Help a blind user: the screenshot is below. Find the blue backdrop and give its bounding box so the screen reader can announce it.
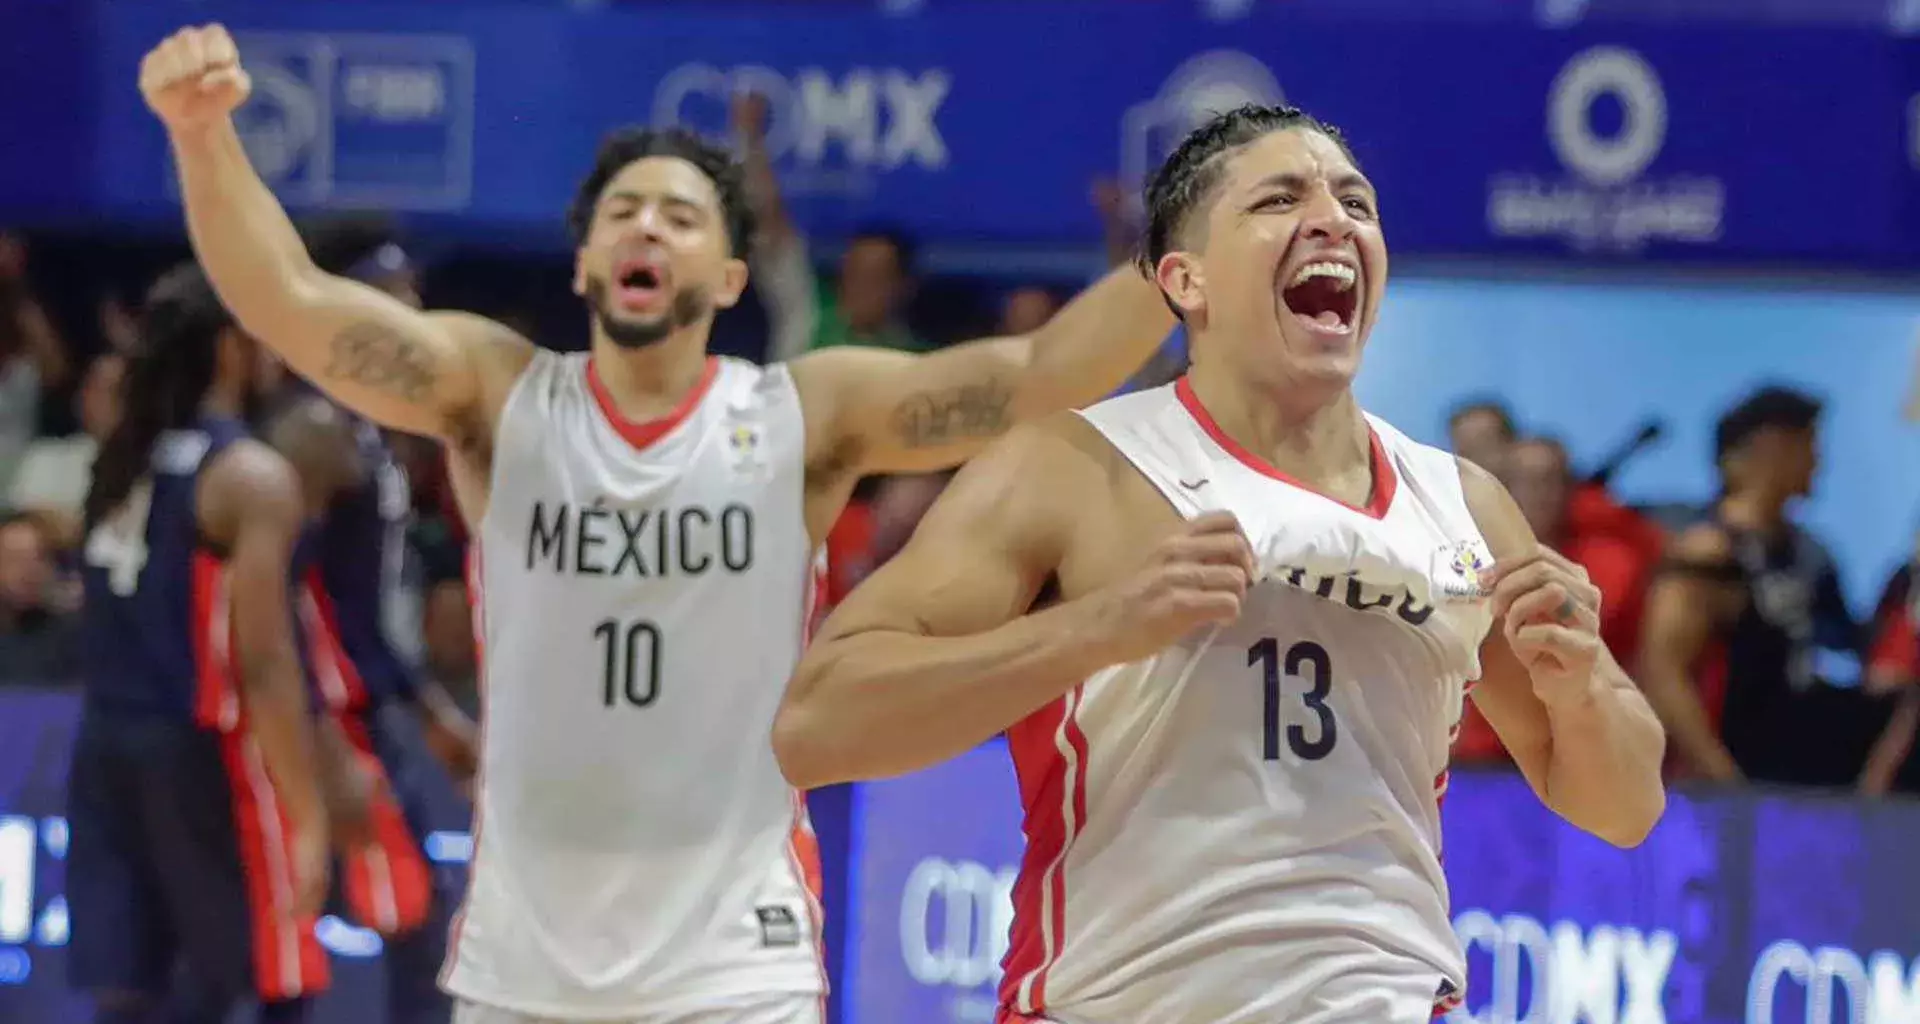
[7,0,1920,264]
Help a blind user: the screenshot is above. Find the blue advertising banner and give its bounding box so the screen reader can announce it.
[846,738,1920,1024]
[2,0,1914,265]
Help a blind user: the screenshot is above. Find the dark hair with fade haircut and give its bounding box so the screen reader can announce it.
[300,213,403,278]
[1714,385,1822,465]
[1136,103,1360,297]
[565,126,756,261]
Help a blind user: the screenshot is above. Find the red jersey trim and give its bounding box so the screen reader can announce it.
[1174,376,1398,520]
[586,355,720,452]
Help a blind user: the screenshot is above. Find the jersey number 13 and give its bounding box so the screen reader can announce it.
[1248,637,1338,761]
[594,618,662,708]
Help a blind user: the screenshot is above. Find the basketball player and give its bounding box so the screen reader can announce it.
[66,264,334,1023]
[140,24,1176,1024]
[263,214,476,1024]
[775,104,1667,1023]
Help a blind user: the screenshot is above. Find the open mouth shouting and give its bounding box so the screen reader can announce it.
[1278,257,1360,337]
[613,256,671,314]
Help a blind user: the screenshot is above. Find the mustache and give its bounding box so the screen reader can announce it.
[585,277,713,349]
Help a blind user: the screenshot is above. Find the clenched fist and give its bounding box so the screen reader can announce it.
[139,24,252,134]
[1091,511,1256,664]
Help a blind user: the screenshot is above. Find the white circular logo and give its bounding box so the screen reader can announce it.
[1547,46,1666,187]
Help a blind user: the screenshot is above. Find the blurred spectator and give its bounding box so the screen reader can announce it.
[0,511,78,683]
[8,352,125,549]
[1447,398,1515,480]
[1637,386,1879,787]
[734,93,923,361]
[1859,549,1920,793]
[0,233,73,494]
[999,286,1062,336]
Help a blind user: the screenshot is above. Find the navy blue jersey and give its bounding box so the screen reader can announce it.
[304,413,417,710]
[77,416,256,726]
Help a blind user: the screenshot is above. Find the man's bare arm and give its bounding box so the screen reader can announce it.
[199,441,328,904]
[1459,458,1666,847]
[774,422,1104,788]
[775,417,1252,789]
[1635,525,1744,781]
[788,265,1174,477]
[144,27,528,441]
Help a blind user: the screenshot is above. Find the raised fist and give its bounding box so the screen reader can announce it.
[1091,511,1255,664]
[139,24,252,133]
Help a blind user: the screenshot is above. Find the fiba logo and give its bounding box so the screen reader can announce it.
[1487,45,1722,251]
[1120,51,1285,206]
[1547,47,1666,189]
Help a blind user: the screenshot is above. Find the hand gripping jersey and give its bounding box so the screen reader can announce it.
[441,353,826,1020]
[997,379,1494,1024]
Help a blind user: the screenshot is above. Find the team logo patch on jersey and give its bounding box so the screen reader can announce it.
[755,905,802,947]
[1435,540,1493,601]
[725,420,767,477]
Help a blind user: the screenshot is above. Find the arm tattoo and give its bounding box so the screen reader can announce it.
[888,376,1014,449]
[325,321,436,403]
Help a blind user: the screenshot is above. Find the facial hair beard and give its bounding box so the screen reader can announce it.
[587,277,713,350]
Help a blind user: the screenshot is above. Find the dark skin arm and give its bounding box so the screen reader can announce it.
[266,397,479,792]
[1635,524,1744,781]
[198,440,328,912]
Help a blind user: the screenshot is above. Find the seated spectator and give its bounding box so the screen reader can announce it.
[9,352,125,550]
[1637,386,1881,787]
[999,285,1062,336]
[1447,398,1516,481]
[0,512,78,683]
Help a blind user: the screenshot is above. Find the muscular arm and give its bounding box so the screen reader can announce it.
[774,420,1122,788]
[1459,458,1666,847]
[169,120,528,441]
[200,442,325,836]
[1635,526,1743,781]
[789,265,1174,477]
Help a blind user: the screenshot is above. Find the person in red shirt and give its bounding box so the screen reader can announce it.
[1453,436,1663,763]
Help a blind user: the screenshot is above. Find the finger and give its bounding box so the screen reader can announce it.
[1504,582,1573,629]
[1489,561,1559,619]
[1535,544,1591,583]
[201,66,247,97]
[1480,551,1544,588]
[1173,590,1243,626]
[1167,533,1258,569]
[1183,511,1246,537]
[1511,622,1597,656]
[203,24,239,68]
[1165,564,1251,597]
[181,26,209,76]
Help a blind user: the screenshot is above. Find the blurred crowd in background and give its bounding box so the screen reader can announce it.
[3,81,1920,807]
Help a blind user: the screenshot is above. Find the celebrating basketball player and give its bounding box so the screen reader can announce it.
[776,105,1667,1023]
[140,23,1176,1024]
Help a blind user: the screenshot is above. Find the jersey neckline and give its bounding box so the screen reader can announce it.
[1173,375,1399,520]
[586,355,720,452]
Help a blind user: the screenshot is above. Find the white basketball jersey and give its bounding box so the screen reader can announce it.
[998,380,1494,1024]
[441,352,826,1020]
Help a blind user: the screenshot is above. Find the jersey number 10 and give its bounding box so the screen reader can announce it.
[594,618,662,708]
[1248,637,1338,761]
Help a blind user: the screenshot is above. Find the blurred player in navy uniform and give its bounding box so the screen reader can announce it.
[263,214,478,1024]
[66,264,334,1023]
[1638,386,1879,786]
